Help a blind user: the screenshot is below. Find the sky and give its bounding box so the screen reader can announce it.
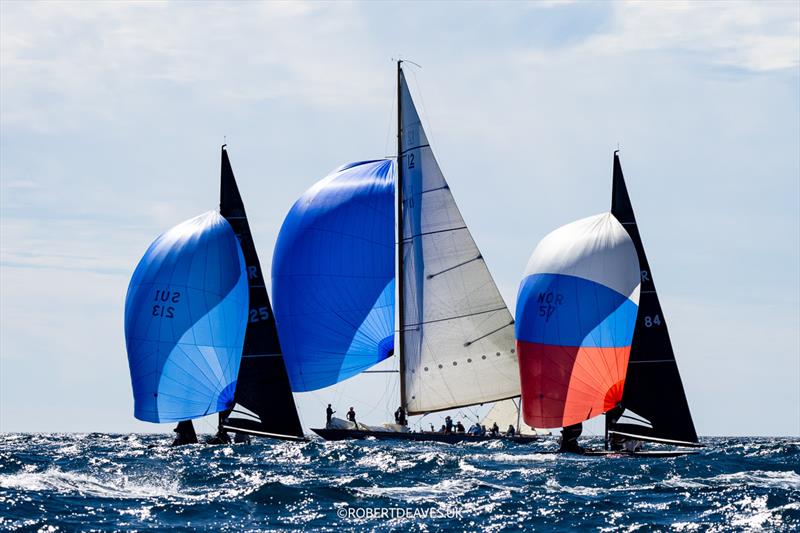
[1,1,798,437]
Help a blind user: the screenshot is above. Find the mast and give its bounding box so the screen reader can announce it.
[396,60,407,410]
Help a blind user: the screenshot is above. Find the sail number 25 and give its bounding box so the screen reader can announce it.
[250,307,270,323]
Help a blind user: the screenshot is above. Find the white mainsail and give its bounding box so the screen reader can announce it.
[480,399,549,436]
[398,67,520,414]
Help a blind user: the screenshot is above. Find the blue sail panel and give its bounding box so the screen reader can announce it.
[273,159,395,392]
[124,211,249,423]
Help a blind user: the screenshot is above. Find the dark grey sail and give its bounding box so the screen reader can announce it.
[609,151,698,446]
[218,146,304,441]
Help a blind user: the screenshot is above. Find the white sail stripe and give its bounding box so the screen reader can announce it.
[523,212,640,302]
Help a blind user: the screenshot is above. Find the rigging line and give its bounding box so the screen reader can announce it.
[427,255,482,280]
[463,320,515,347]
[408,67,437,152]
[401,226,468,241]
[402,306,509,328]
[384,73,397,160]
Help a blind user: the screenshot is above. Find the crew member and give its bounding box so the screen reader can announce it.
[326,404,335,426]
[233,431,251,444]
[455,421,465,433]
[559,423,585,454]
[346,407,357,424]
[171,420,198,446]
[506,425,516,437]
[394,406,407,426]
[444,416,453,434]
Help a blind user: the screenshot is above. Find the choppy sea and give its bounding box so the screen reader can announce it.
[0,434,798,531]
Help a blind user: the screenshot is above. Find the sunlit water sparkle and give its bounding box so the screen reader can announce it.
[0,434,797,531]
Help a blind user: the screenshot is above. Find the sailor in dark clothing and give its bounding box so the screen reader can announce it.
[455,421,465,433]
[559,423,585,454]
[172,420,198,446]
[394,406,407,426]
[491,422,500,437]
[506,425,516,437]
[605,404,625,451]
[326,404,335,426]
[206,413,232,445]
[346,407,357,424]
[233,432,251,444]
[444,415,453,434]
[208,427,231,445]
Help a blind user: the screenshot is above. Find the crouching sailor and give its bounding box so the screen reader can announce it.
[394,405,407,426]
[172,420,198,446]
[558,423,585,454]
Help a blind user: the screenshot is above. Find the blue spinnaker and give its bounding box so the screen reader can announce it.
[273,159,395,391]
[125,210,249,423]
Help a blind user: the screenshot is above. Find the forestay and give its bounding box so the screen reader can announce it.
[125,211,248,423]
[398,68,519,414]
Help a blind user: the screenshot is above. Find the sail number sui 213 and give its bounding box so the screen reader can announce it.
[152,289,180,319]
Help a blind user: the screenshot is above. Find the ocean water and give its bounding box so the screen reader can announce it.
[0,434,797,531]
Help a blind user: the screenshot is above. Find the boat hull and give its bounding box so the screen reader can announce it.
[582,449,697,458]
[311,428,538,444]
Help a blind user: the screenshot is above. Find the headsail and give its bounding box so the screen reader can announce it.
[398,64,519,414]
[609,152,698,444]
[515,213,640,428]
[218,146,304,440]
[125,211,248,423]
[273,159,396,391]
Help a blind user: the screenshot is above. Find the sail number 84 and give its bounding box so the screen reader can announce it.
[643,314,662,327]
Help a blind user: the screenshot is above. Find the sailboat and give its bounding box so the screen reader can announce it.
[604,151,699,450]
[514,151,699,456]
[124,145,304,444]
[272,61,535,443]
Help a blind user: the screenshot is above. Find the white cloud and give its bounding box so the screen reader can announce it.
[0,1,385,132]
[593,1,799,72]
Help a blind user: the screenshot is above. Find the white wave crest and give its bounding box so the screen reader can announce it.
[0,468,182,499]
[710,470,800,490]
